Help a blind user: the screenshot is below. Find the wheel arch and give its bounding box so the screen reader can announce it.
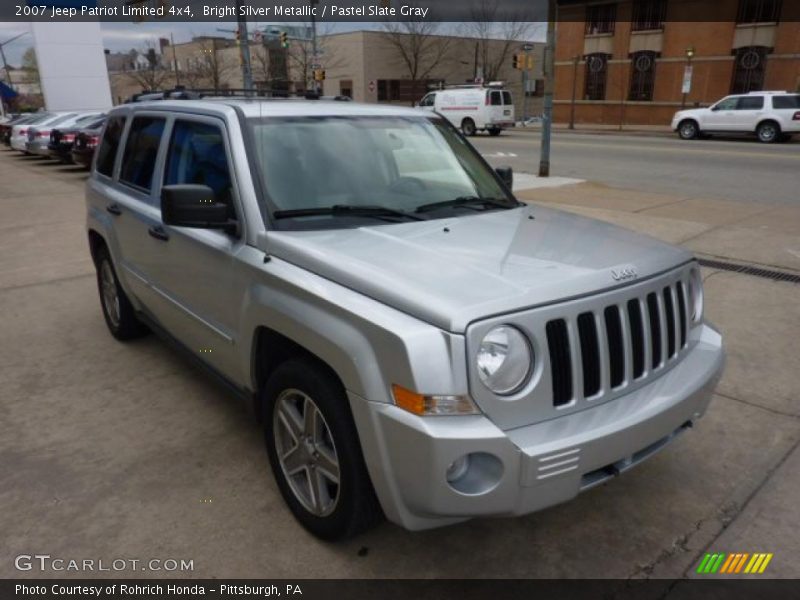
[87,228,107,265]
[251,326,348,422]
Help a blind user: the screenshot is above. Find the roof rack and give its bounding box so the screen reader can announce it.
[747,90,790,95]
[442,81,506,90]
[125,87,352,103]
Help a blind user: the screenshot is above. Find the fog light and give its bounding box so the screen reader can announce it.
[446,455,470,483]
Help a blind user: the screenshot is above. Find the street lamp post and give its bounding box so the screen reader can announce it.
[681,46,695,109]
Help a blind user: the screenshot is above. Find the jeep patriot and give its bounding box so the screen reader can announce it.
[86,98,725,540]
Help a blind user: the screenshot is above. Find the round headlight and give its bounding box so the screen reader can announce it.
[688,268,704,323]
[476,326,533,395]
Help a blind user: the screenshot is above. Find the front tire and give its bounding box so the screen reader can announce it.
[461,118,477,137]
[94,245,148,341]
[678,119,699,140]
[757,121,780,144]
[263,358,383,540]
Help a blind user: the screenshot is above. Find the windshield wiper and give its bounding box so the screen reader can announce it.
[414,196,521,214]
[273,204,425,222]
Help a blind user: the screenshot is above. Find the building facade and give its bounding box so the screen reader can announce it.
[555,0,800,126]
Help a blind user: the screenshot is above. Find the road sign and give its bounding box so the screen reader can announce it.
[368,80,375,93]
[682,65,693,94]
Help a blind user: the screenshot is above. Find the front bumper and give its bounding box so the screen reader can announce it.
[350,323,724,531]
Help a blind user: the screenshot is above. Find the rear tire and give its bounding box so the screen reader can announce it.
[461,118,477,137]
[678,119,699,140]
[488,127,502,137]
[94,245,149,341]
[263,358,383,540]
[756,120,780,144]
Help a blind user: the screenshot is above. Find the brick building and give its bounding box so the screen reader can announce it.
[554,0,800,126]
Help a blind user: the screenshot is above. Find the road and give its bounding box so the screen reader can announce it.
[473,130,800,205]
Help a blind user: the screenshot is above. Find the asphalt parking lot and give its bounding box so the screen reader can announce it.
[1,147,799,585]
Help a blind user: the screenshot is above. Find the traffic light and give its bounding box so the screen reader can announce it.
[235,29,241,44]
[279,31,289,49]
[512,54,521,70]
[314,69,326,82]
[527,55,535,71]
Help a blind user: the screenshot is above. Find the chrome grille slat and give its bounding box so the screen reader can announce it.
[594,309,611,396]
[619,303,634,387]
[655,291,669,370]
[566,319,583,405]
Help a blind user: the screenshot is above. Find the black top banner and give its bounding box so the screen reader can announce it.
[2,0,795,23]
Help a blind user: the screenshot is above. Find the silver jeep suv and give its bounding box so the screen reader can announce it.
[86,98,724,540]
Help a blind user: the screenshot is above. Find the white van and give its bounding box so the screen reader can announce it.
[417,84,515,136]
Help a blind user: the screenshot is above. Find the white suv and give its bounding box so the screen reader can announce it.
[672,91,800,143]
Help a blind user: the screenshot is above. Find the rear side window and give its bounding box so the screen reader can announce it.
[164,121,233,207]
[95,116,125,177]
[490,91,502,106]
[119,116,166,192]
[736,96,764,110]
[773,95,800,109]
[502,91,513,105]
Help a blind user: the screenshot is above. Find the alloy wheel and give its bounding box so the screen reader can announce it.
[100,260,121,328]
[273,389,341,517]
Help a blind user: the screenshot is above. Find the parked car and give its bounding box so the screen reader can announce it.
[672,91,800,143]
[26,112,103,157]
[71,118,106,169]
[47,114,106,163]
[1,113,37,146]
[8,113,55,151]
[417,83,515,136]
[86,98,724,540]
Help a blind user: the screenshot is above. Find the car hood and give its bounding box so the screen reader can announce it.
[267,205,693,332]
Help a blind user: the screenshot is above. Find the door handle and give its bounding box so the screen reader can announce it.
[106,203,122,216]
[148,225,170,242]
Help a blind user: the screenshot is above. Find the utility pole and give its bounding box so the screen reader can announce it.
[235,0,253,91]
[170,32,180,87]
[539,0,556,177]
[310,0,319,93]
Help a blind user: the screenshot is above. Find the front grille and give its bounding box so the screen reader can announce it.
[547,278,690,408]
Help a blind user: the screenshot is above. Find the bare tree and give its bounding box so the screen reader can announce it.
[466,0,537,82]
[183,38,237,91]
[285,23,341,91]
[381,21,453,105]
[20,48,39,83]
[124,42,171,91]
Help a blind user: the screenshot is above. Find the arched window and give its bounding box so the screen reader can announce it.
[584,53,610,101]
[629,51,658,101]
[731,46,769,94]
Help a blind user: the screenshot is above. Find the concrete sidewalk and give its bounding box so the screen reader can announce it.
[514,122,675,137]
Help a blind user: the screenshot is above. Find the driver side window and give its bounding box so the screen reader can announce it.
[420,93,436,107]
[164,120,234,214]
[714,97,739,110]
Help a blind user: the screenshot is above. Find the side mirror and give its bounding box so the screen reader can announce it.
[161,184,237,235]
[495,166,513,190]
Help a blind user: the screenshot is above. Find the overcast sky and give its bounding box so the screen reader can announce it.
[0,20,544,66]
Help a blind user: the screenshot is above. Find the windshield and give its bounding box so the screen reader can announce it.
[248,116,516,230]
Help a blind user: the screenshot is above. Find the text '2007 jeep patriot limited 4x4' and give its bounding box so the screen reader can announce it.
[86,98,724,540]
